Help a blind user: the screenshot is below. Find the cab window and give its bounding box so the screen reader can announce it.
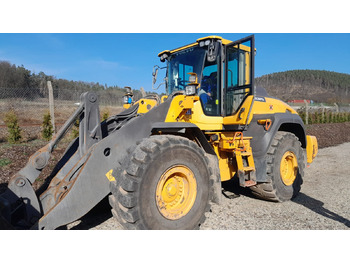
[225,38,253,116]
[199,56,221,116]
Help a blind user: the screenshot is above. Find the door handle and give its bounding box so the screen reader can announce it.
[238,107,245,119]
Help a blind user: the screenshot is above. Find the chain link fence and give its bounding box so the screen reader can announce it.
[0,85,141,141]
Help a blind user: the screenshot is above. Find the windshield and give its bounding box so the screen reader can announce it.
[166,46,206,95]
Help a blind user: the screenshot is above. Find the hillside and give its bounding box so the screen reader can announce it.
[0,61,148,101]
[255,70,350,103]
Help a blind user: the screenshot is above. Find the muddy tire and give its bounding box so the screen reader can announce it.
[109,135,213,229]
[250,131,305,202]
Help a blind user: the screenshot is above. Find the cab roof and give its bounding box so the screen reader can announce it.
[158,35,233,57]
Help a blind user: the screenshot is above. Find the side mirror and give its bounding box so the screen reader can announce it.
[152,65,159,85]
[152,65,166,90]
[207,41,220,62]
[198,38,220,63]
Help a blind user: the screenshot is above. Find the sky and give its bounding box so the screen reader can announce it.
[0,33,350,93]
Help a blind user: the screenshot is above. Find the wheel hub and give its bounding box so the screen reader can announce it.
[156,165,197,220]
[280,151,298,186]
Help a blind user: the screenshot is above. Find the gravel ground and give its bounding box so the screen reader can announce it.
[66,142,350,230]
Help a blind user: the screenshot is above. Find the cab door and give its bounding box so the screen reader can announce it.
[223,35,255,127]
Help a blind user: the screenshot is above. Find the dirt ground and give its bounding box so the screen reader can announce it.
[0,140,68,193]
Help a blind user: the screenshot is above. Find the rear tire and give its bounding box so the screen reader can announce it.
[109,135,213,229]
[250,131,305,202]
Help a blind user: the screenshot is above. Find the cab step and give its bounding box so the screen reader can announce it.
[235,145,256,187]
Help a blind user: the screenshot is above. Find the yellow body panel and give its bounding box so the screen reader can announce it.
[190,100,223,130]
[164,95,223,130]
[223,96,298,126]
[251,97,297,116]
[223,96,254,125]
[135,98,158,114]
[306,135,318,164]
[164,95,198,122]
[213,145,235,181]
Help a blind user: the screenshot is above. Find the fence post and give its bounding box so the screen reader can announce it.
[334,103,339,113]
[47,81,56,134]
[304,100,309,125]
[321,103,325,123]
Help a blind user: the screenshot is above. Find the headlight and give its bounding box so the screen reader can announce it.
[189,74,196,83]
[185,85,196,96]
[187,72,198,84]
[123,95,130,104]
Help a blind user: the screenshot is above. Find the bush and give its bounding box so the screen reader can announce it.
[102,110,109,121]
[42,112,53,141]
[298,109,350,125]
[71,119,80,139]
[4,110,22,143]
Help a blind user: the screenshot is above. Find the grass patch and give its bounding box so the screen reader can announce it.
[0,158,11,167]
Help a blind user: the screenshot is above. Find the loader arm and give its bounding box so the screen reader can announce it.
[0,92,172,229]
[0,92,102,229]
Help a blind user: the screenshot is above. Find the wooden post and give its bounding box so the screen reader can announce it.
[321,103,325,123]
[334,103,339,113]
[304,100,309,125]
[47,81,56,134]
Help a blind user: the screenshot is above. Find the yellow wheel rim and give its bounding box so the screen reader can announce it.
[156,165,197,220]
[280,151,298,186]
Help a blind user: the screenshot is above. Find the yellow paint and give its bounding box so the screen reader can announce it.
[161,95,168,103]
[155,165,197,220]
[223,96,254,125]
[164,95,198,122]
[212,145,235,182]
[135,98,158,114]
[164,95,223,130]
[280,151,298,186]
[123,104,131,109]
[105,169,115,182]
[207,132,255,182]
[158,42,198,57]
[306,135,318,164]
[190,100,223,130]
[223,96,298,126]
[252,97,298,115]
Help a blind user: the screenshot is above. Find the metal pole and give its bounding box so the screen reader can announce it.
[47,81,56,134]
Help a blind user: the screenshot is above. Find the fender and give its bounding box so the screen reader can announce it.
[244,112,306,182]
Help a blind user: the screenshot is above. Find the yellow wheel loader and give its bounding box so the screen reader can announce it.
[0,35,318,230]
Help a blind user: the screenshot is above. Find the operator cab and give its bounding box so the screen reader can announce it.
[158,35,255,119]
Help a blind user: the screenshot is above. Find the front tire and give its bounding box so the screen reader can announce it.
[109,135,213,229]
[250,131,305,202]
